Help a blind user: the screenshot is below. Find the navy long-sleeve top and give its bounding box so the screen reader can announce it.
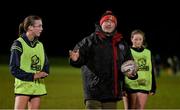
[9,33,49,81]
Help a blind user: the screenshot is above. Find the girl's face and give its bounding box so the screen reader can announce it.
[31,20,43,37]
[131,33,144,48]
[101,20,116,33]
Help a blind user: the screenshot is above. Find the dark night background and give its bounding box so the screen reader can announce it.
[0,1,179,62]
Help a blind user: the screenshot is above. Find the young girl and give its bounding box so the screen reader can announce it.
[123,29,156,109]
[9,15,49,109]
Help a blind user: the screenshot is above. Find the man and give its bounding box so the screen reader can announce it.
[69,10,133,109]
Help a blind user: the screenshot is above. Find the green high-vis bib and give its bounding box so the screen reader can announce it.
[125,48,152,91]
[15,37,46,95]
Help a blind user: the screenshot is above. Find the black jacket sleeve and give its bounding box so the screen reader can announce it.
[9,40,34,81]
[124,42,134,61]
[70,35,92,68]
[118,41,134,63]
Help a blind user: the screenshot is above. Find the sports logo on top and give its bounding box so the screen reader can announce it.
[31,55,41,71]
[137,58,149,71]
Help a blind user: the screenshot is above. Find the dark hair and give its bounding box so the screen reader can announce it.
[19,15,42,35]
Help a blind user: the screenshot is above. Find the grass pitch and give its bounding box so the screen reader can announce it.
[0,57,180,109]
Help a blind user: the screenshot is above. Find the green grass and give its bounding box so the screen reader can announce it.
[1,57,180,109]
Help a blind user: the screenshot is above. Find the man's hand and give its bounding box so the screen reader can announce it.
[69,49,80,61]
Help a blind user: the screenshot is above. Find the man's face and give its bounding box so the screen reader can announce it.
[101,20,116,33]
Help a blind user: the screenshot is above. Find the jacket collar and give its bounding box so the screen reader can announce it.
[95,24,122,44]
[21,33,38,47]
